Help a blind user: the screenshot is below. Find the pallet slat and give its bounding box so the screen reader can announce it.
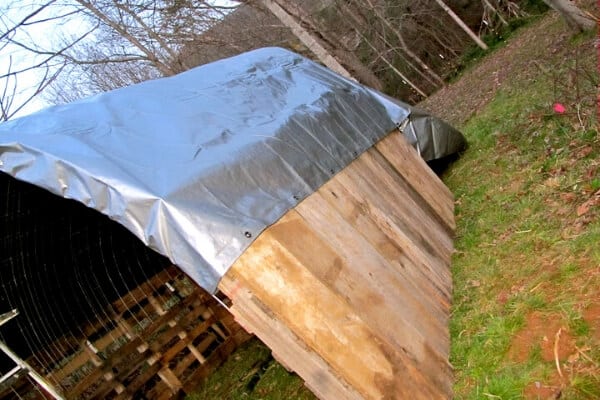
[28,269,250,400]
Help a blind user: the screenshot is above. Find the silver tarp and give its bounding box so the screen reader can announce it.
[0,47,465,292]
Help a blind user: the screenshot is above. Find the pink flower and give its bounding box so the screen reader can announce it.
[553,103,566,114]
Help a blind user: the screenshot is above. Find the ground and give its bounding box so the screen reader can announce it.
[189,8,599,400]
[424,10,599,400]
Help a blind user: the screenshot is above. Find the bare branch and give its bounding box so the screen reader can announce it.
[21,9,82,26]
[0,0,56,42]
[74,0,175,75]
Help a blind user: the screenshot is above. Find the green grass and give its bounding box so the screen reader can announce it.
[186,339,316,400]
[444,18,599,398]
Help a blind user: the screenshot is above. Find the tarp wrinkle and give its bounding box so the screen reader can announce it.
[0,47,466,293]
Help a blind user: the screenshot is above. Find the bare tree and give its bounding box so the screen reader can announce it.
[257,0,354,79]
[0,0,243,113]
[335,1,428,97]
[322,0,468,100]
[179,3,297,67]
[433,0,489,50]
[482,0,509,28]
[0,1,92,120]
[360,0,446,86]
[542,0,595,31]
[47,0,242,102]
[257,0,384,89]
[2,0,567,116]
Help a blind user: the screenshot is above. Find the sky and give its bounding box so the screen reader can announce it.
[0,0,240,120]
[0,1,91,118]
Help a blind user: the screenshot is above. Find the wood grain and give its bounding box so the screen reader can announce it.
[221,130,455,399]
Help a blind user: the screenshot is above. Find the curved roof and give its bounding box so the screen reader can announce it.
[0,47,464,292]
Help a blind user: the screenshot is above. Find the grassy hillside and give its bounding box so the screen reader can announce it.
[188,11,598,400]
[438,15,599,400]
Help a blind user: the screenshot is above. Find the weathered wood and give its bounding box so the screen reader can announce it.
[157,367,183,393]
[220,130,455,399]
[375,130,455,231]
[160,316,216,363]
[219,274,364,400]
[33,268,250,400]
[318,176,451,305]
[26,127,452,400]
[292,202,448,358]
[112,267,178,313]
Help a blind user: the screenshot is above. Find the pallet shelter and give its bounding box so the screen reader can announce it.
[0,173,250,399]
[0,47,465,399]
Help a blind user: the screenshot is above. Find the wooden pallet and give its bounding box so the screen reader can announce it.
[219,130,455,400]
[12,266,250,400]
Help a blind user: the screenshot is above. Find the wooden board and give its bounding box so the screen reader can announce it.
[220,130,455,400]
[13,267,251,400]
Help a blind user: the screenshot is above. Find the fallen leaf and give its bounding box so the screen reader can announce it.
[545,198,561,208]
[544,177,561,188]
[561,228,576,240]
[575,146,593,160]
[498,230,512,241]
[550,166,566,176]
[556,207,571,216]
[585,166,598,179]
[576,191,600,216]
[559,192,576,203]
[576,203,590,216]
[567,352,579,363]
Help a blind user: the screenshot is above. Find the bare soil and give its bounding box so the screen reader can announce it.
[418,13,569,128]
[508,311,576,363]
[583,301,600,342]
[523,372,564,400]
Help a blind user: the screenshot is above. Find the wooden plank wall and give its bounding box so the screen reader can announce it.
[220,130,455,400]
[4,266,250,400]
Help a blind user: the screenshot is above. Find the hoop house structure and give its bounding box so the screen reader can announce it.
[0,48,465,399]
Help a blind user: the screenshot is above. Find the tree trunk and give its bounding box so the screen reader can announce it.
[483,0,509,27]
[433,0,489,50]
[361,35,428,98]
[542,0,595,31]
[286,2,384,90]
[259,0,354,79]
[336,1,429,96]
[260,0,384,90]
[361,0,445,88]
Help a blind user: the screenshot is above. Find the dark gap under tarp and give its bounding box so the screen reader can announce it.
[0,172,171,370]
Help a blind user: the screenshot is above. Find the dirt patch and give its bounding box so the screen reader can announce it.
[583,301,600,342]
[508,311,576,363]
[496,290,509,305]
[523,372,563,400]
[511,312,577,399]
